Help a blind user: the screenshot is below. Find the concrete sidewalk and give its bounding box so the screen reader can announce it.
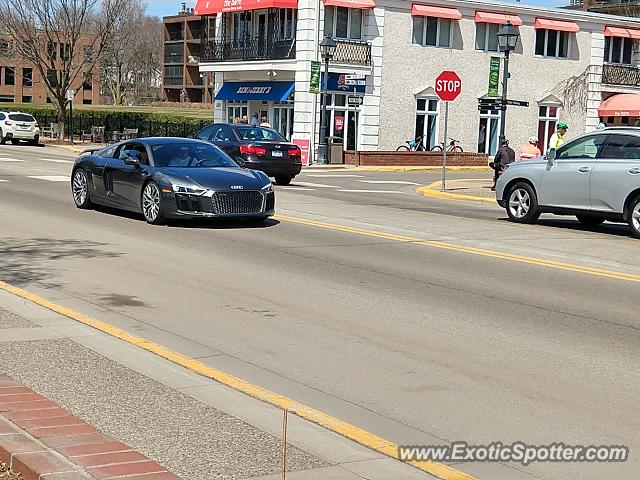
[0,291,431,480]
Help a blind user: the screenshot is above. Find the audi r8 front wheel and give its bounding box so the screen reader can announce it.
[142,181,165,225]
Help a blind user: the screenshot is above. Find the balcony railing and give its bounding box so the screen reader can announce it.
[332,39,372,67]
[164,54,184,64]
[602,63,640,86]
[202,36,296,62]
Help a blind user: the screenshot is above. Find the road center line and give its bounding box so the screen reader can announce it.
[274,214,640,283]
[359,180,421,185]
[0,279,475,480]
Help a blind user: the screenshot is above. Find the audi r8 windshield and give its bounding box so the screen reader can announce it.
[152,143,238,168]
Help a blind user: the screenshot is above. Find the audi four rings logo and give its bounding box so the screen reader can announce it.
[230,185,244,190]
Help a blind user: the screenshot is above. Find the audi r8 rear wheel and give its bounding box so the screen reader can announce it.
[142,181,165,225]
[72,169,93,209]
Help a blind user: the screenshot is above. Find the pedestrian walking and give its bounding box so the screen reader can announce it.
[250,113,260,127]
[519,136,541,160]
[241,115,249,124]
[260,116,272,128]
[233,116,241,124]
[548,122,568,153]
[490,139,516,191]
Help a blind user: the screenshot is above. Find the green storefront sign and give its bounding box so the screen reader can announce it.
[488,57,501,97]
[310,61,321,94]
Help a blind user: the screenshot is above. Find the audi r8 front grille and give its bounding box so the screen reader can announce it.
[211,191,263,214]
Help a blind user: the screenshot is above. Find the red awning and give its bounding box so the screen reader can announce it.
[534,18,580,33]
[604,26,640,40]
[194,0,297,14]
[411,4,462,20]
[599,94,640,117]
[324,0,375,8]
[474,11,522,26]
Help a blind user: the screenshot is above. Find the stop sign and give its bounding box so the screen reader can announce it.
[435,71,461,102]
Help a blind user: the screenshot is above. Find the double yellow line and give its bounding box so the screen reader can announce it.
[275,214,640,283]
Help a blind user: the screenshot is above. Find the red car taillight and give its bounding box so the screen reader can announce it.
[288,147,301,157]
[240,144,267,156]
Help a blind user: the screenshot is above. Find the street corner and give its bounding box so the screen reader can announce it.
[416,178,498,204]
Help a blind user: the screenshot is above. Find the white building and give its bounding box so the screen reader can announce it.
[195,0,640,162]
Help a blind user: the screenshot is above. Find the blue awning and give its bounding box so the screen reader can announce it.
[215,81,295,101]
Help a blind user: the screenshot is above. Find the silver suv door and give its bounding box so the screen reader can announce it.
[590,133,640,214]
[539,134,606,210]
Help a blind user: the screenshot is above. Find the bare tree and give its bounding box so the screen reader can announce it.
[101,8,163,105]
[0,0,130,138]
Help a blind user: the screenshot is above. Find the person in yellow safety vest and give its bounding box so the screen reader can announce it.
[548,122,568,152]
[519,136,542,160]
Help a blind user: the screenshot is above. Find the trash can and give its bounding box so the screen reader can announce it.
[328,137,344,164]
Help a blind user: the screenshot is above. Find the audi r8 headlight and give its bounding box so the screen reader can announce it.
[172,184,207,195]
[261,183,273,194]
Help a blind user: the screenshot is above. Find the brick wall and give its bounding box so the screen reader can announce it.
[343,151,489,166]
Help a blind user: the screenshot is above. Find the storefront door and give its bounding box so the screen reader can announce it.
[346,110,359,151]
[273,103,294,140]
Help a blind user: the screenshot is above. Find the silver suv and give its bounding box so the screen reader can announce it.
[496,127,640,238]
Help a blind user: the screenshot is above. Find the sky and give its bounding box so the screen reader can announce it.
[146,0,560,17]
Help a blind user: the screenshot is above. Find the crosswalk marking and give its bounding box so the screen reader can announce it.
[358,180,420,186]
[305,174,363,178]
[0,179,8,182]
[280,186,317,191]
[0,158,25,162]
[27,175,70,182]
[294,181,339,188]
[338,189,405,194]
[43,159,74,164]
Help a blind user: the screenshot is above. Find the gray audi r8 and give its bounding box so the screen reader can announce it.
[70,137,275,224]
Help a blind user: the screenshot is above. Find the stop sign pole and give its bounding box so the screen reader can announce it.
[435,71,461,190]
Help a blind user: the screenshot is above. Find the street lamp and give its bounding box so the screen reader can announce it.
[496,21,520,147]
[317,35,336,165]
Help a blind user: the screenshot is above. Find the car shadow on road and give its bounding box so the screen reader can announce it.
[497,216,632,238]
[92,205,279,230]
[0,237,123,287]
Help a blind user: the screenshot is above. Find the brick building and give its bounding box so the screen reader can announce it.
[161,3,215,106]
[0,37,100,106]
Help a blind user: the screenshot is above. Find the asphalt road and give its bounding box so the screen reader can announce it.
[1,144,640,480]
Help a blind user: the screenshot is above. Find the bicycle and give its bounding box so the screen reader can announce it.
[431,138,463,153]
[396,136,426,152]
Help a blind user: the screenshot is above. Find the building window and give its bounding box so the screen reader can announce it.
[0,66,3,86]
[5,67,14,86]
[538,105,560,153]
[163,66,183,86]
[22,68,32,87]
[604,36,633,65]
[47,69,58,87]
[412,16,451,48]
[475,22,499,52]
[478,108,501,155]
[60,43,70,61]
[22,95,32,103]
[83,73,92,90]
[535,29,569,58]
[415,97,439,149]
[324,6,363,40]
[227,101,248,123]
[83,98,92,105]
[231,12,252,44]
[0,40,9,56]
[278,9,297,39]
[47,41,57,60]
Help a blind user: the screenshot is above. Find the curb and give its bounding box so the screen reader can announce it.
[307,166,492,172]
[0,375,179,480]
[416,180,497,204]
